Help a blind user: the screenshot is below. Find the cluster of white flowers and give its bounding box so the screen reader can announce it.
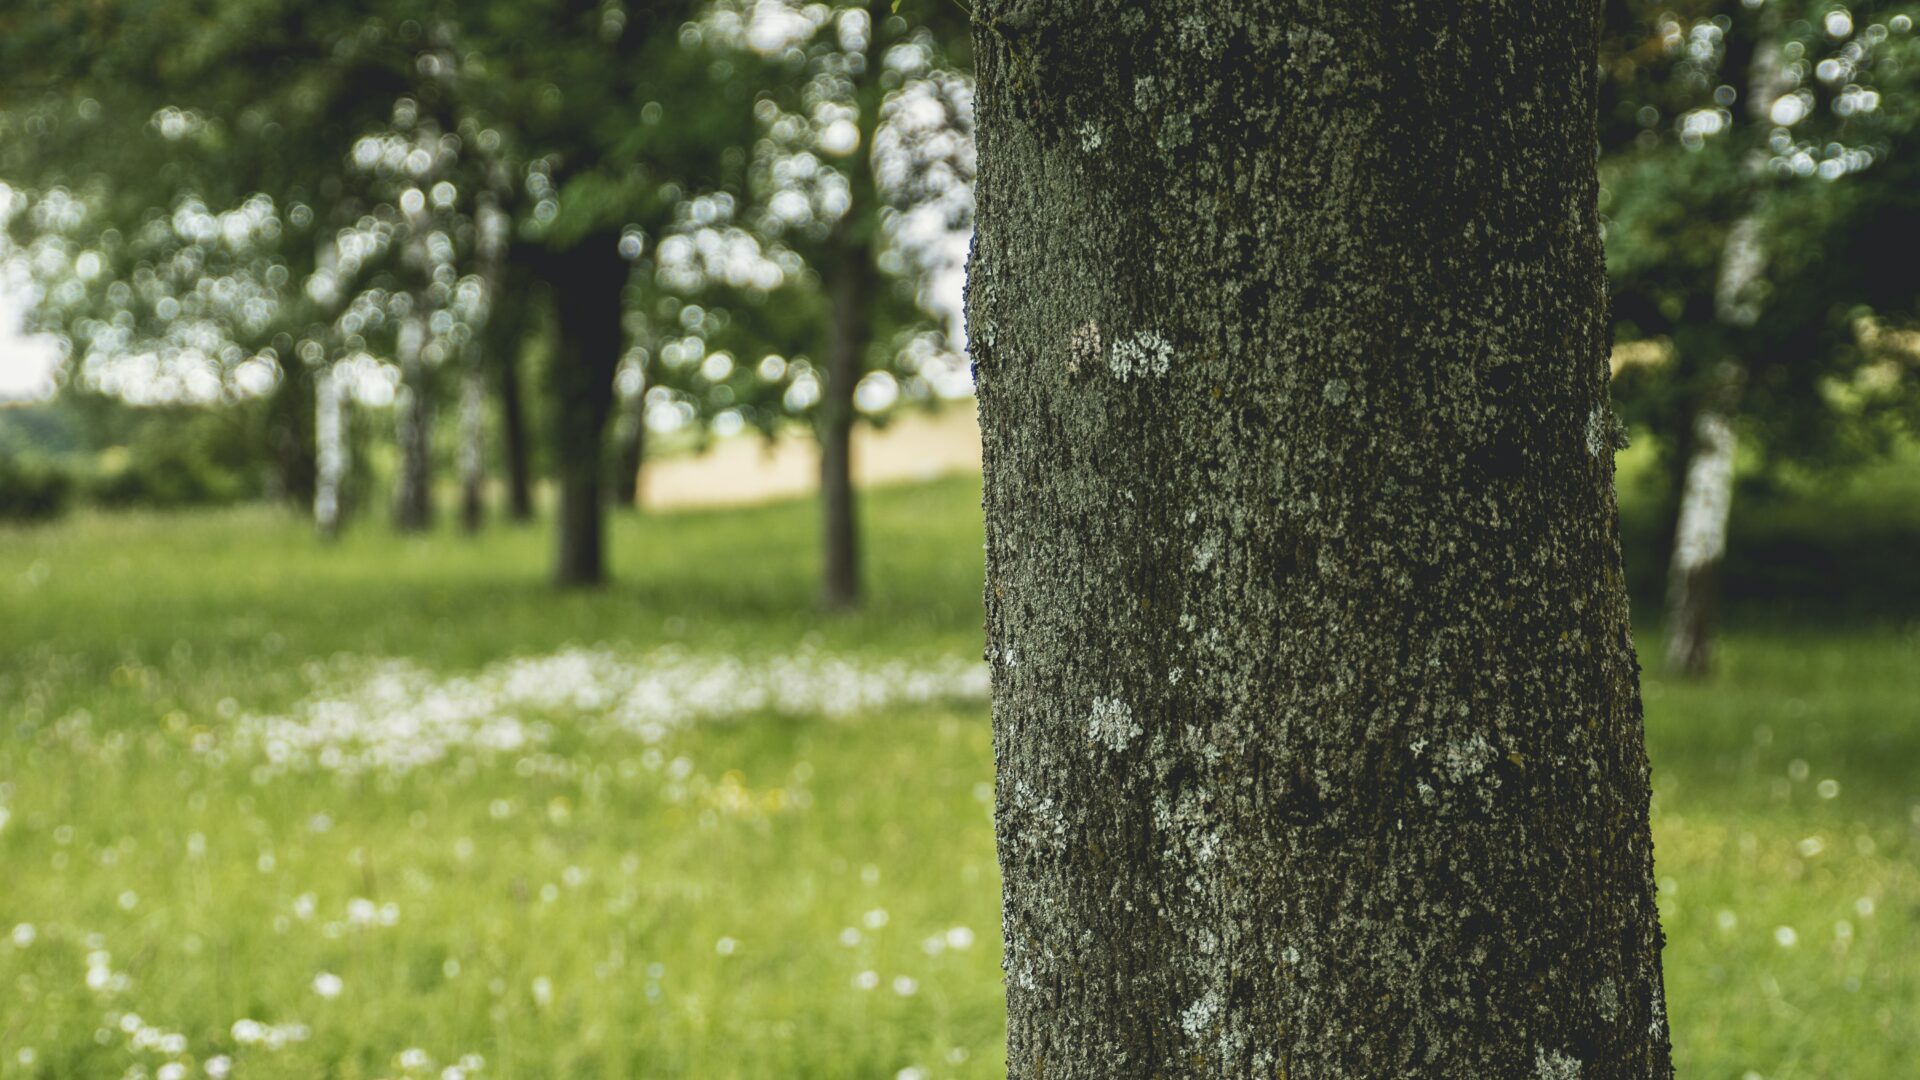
[229,1018,310,1049]
[230,647,988,777]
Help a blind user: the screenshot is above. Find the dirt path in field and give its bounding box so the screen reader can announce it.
[638,403,982,511]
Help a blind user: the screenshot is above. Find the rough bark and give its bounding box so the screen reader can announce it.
[968,3,1672,1077]
[815,0,890,611]
[540,233,627,587]
[314,362,349,541]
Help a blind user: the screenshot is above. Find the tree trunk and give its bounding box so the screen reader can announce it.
[541,233,627,586]
[611,348,649,510]
[968,4,1671,1077]
[815,0,890,611]
[493,284,536,523]
[1661,39,1784,677]
[457,359,487,533]
[1664,363,1744,677]
[459,194,512,534]
[314,362,349,540]
[392,177,439,533]
[818,242,870,609]
[264,359,317,506]
[391,307,434,531]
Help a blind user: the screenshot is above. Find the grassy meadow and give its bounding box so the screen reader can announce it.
[1,449,1917,1078]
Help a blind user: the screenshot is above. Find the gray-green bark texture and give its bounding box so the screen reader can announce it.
[968,3,1673,1077]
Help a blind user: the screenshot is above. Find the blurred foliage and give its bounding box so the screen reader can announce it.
[0,451,73,522]
[1601,0,1920,483]
[0,393,272,510]
[83,404,271,508]
[1,0,1916,530]
[0,0,977,525]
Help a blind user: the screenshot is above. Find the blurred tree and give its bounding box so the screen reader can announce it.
[608,321,657,509]
[972,1,1668,1073]
[0,0,425,502]
[2,0,766,578]
[1602,1,1920,674]
[489,261,540,523]
[451,0,764,584]
[459,187,513,533]
[686,0,975,608]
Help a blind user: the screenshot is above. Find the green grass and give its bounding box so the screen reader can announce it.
[1,464,1917,1078]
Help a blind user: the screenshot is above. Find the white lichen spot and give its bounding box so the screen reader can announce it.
[1596,976,1620,1023]
[1440,732,1496,783]
[1087,696,1141,752]
[1535,1047,1582,1080]
[1180,989,1220,1040]
[1192,532,1221,572]
[1133,75,1159,111]
[1109,331,1174,381]
[1323,377,1350,405]
[1586,405,1609,459]
[1076,121,1103,152]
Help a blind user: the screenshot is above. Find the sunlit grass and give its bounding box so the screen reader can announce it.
[1,469,1916,1078]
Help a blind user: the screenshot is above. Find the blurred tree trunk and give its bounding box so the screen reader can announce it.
[611,339,651,510]
[818,236,871,609]
[459,193,512,534]
[392,186,437,533]
[314,363,349,540]
[1664,363,1744,677]
[815,0,891,612]
[492,272,536,524]
[1661,40,1785,678]
[264,364,316,506]
[457,357,487,532]
[391,304,434,532]
[540,233,627,586]
[969,3,1671,1077]
[611,386,647,509]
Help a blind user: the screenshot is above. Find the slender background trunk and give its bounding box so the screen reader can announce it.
[969,3,1671,1075]
[818,238,871,609]
[611,343,650,510]
[458,193,511,534]
[392,182,438,533]
[390,303,434,531]
[492,278,536,524]
[1665,362,1744,676]
[264,366,317,507]
[1662,37,1785,676]
[314,362,349,540]
[540,233,627,586]
[815,0,890,611]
